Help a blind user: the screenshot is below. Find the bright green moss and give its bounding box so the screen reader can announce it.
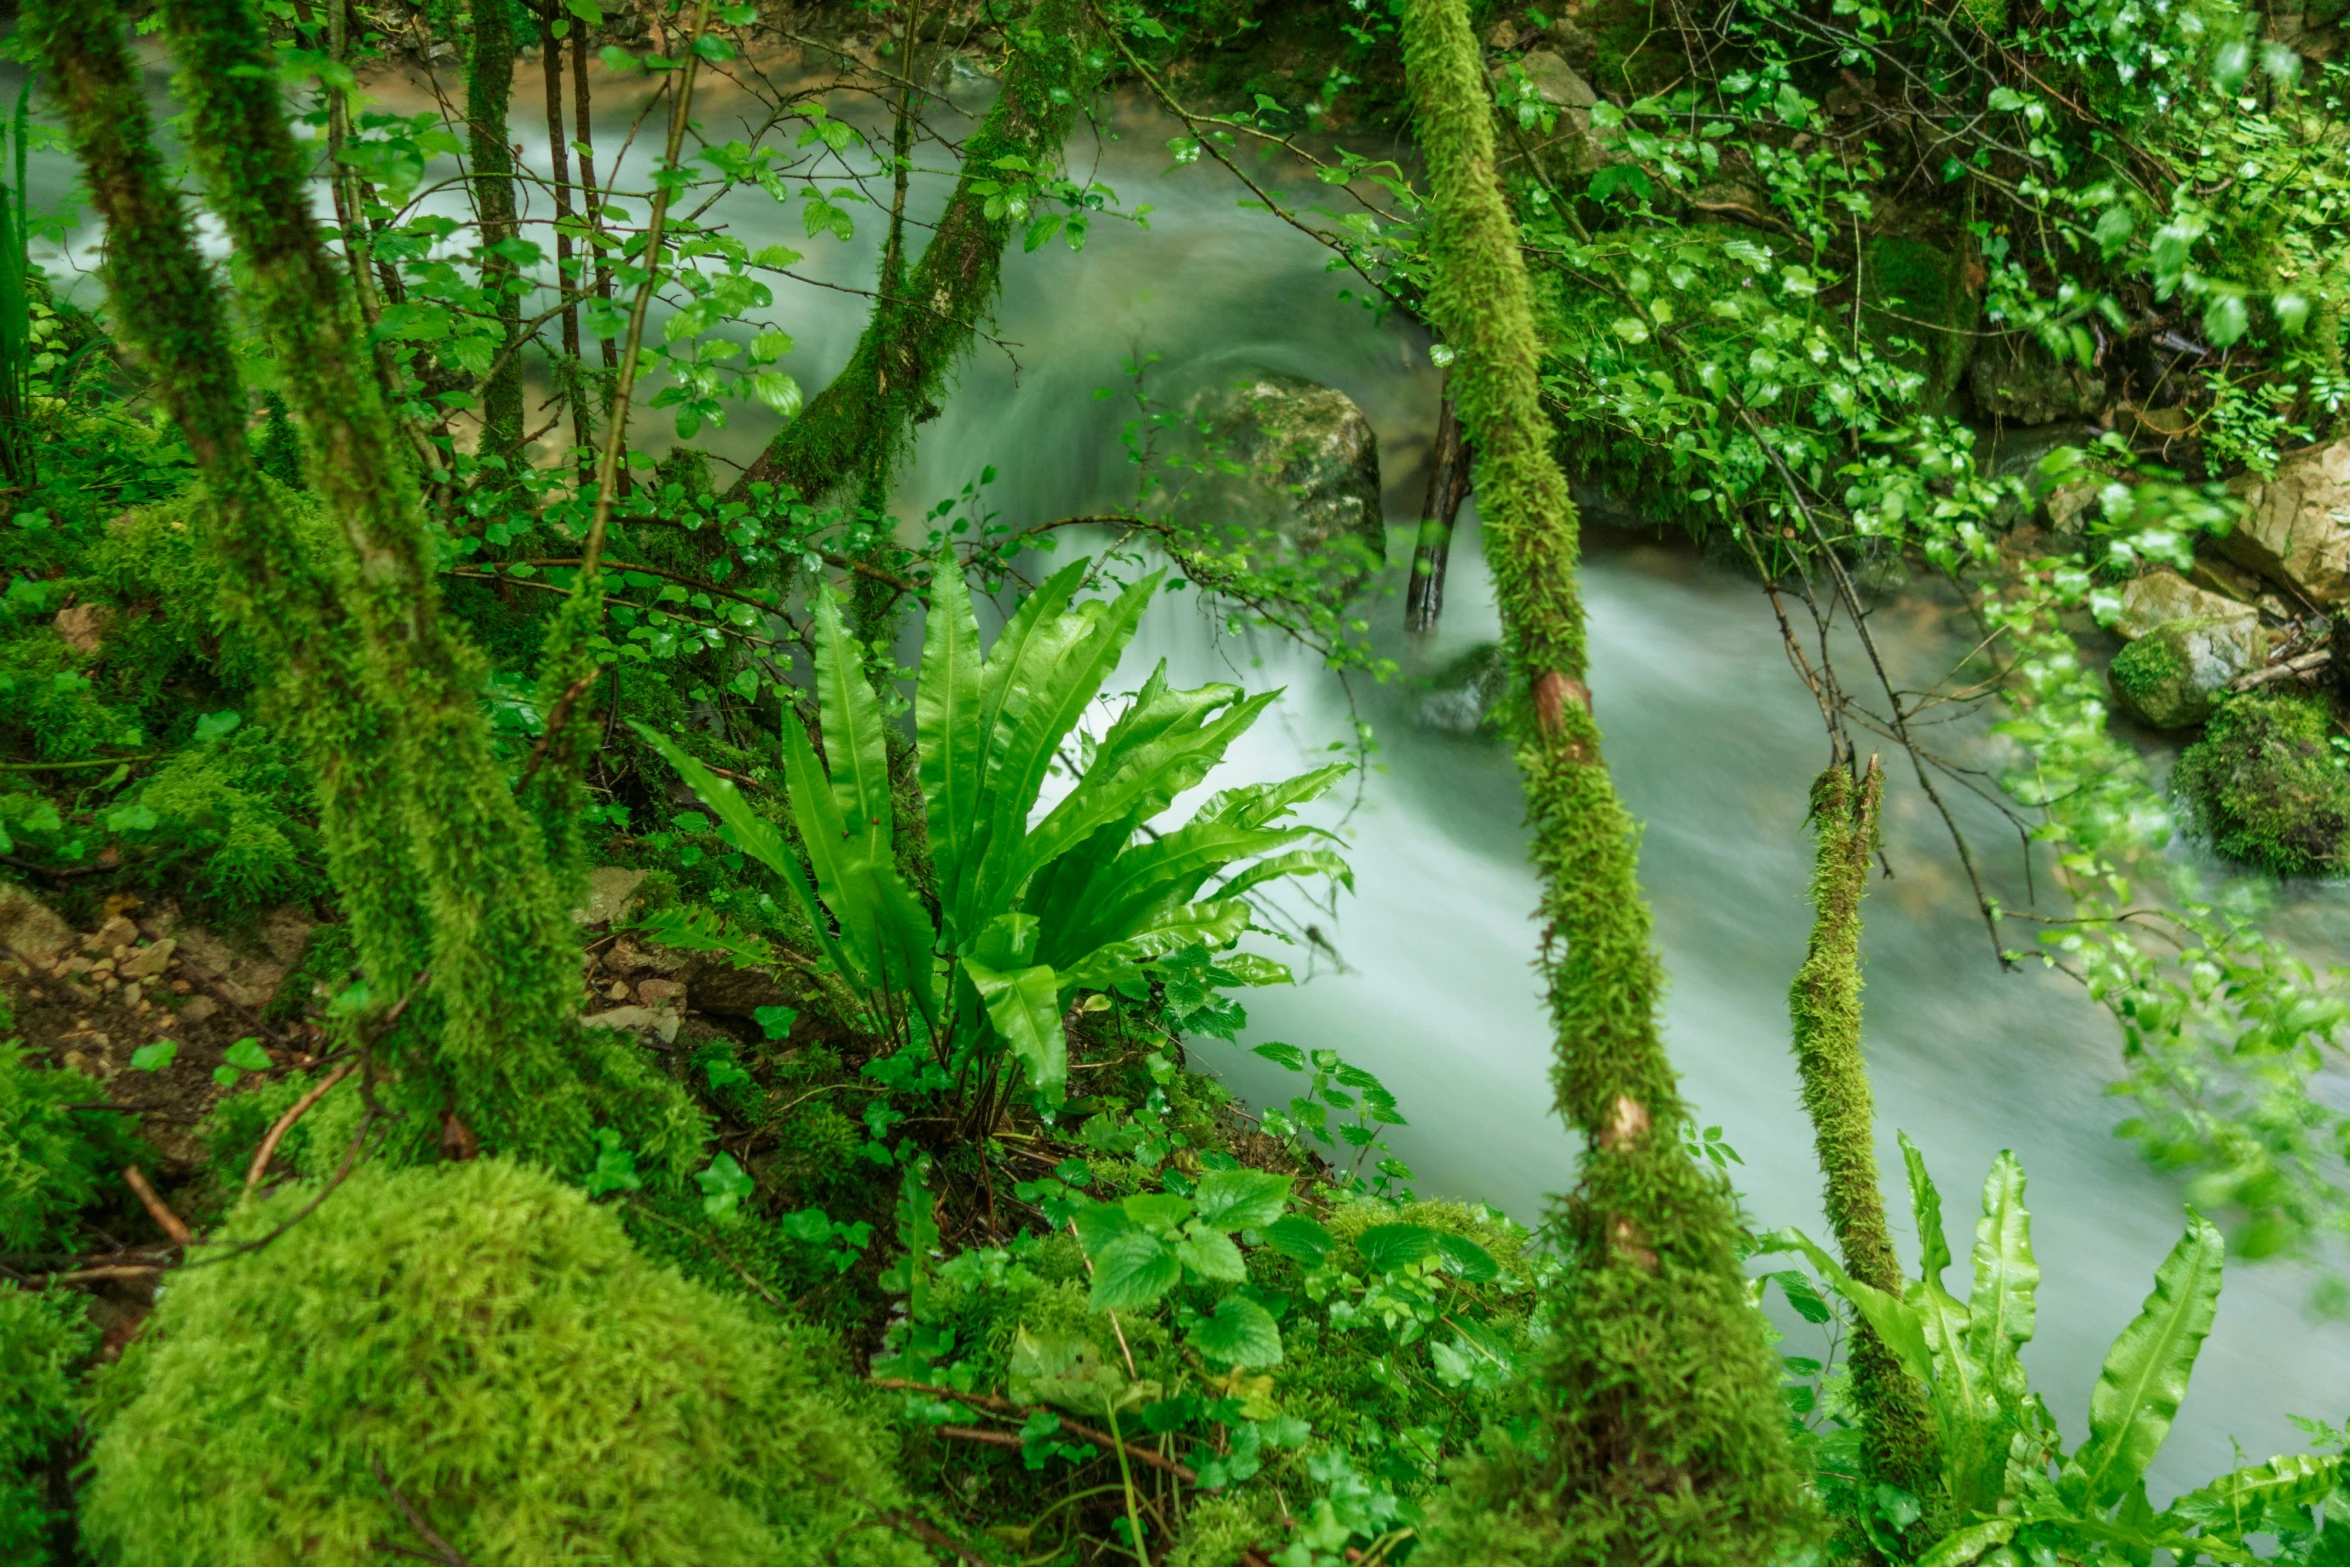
[83,1159,926,1567]
[2174,690,2350,877]
[0,1290,94,1566]
[0,1037,133,1254]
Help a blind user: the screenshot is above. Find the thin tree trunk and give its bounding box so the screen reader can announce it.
[50,0,704,1174]
[573,19,613,373]
[1404,378,1471,635]
[731,0,1093,505]
[468,0,524,464]
[539,7,586,471]
[26,0,431,1017]
[1792,755,1943,1544]
[1396,0,1812,1560]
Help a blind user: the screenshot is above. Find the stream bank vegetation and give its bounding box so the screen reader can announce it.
[4,0,2350,1562]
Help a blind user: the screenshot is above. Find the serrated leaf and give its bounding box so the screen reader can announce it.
[1355,1222,1438,1273]
[1088,1228,1179,1311]
[1265,1214,1333,1265]
[1193,1169,1291,1230]
[1188,1294,1283,1368]
[1435,1232,1500,1282]
[1175,1228,1248,1283]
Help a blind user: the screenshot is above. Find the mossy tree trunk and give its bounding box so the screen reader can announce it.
[469,0,525,466]
[32,0,701,1175]
[1397,0,1813,1560]
[1792,756,1942,1543]
[729,0,1094,509]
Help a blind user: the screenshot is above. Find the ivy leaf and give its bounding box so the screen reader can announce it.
[583,1128,642,1198]
[1088,1228,1180,1311]
[752,1004,797,1040]
[193,710,241,742]
[1192,1169,1291,1231]
[1187,1294,1283,1368]
[697,1151,754,1220]
[129,1039,178,1072]
[223,1037,271,1072]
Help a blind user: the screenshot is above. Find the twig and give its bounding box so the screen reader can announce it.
[871,1378,1199,1484]
[0,753,162,770]
[514,668,604,791]
[122,1165,192,1246]
[2229,646,2330,692]
[371,1454,475,1567]
[244,1059,358,1195]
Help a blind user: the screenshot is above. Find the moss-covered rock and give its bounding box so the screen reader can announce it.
[2109,616,2264,729]
[1174,372,1386,588]
[2173,690,2350,876]
[82,1159,925,1567]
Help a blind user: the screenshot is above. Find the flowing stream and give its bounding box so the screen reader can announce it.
[32,46,2350,1496]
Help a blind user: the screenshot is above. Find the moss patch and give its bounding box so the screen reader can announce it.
[2174,690,2350,876]
[81,1159,924,1567]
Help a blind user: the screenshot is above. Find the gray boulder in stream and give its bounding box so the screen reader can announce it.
[1416,641,1508,734]
[1171,373,1385,588]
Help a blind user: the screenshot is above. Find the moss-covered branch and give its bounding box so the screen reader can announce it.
[1396,0,1811,1559]
[1792,756,1941,1538]
[730,0,1094,505]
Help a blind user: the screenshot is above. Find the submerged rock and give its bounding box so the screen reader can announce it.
[1416,641,1508,734]
[1173,372,1385,588]
[1968,337,2106,425]
[2219,437,2350,607]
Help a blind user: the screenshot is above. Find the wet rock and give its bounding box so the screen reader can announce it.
[0,884,75,969]
[2218,437,2350,606]
[1543,17,1600,73]
[1416,641,1509,735]
[574,866,648,926]
[2111,568,2256,641]
[2174,689,2350,875]
[2109,617,2265,729]
[1173,373,1386,588]
[1493,51,1613,175]
[636,977,687,1008]
[83,916,138,956]
[1968,338,2106,425]
[54,602,108,655]
[171,926,290,1010]
[680,957,795,1019]
[119,938,176,981]
[581,1004,680,1045]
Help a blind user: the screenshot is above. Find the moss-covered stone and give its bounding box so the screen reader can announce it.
[1174,372,1387,588]
[2173,690,2350,876]
[2110,616,2264,730]
[82,1159,924,1567]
